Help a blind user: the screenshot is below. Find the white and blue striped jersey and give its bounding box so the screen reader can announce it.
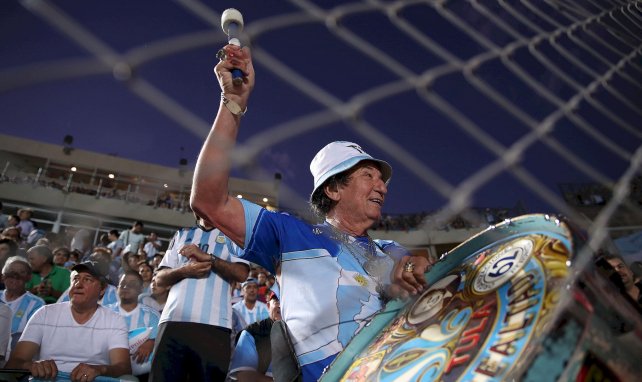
[159,226,246,328]
[231,301,269,332]
[238,199,408,375]
[0,291,45,336]
[105,303,160,340]
[138,293,164,313]
[58,284,118,306]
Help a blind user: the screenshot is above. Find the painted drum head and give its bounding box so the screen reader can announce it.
[329,215,576,382]
[407,274,459,326]
[469,237,533,295]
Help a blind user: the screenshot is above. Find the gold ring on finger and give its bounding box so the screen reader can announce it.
[404,261,415,273]
[216,48,227,61]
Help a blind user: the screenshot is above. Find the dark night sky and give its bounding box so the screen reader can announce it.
[1,0,640,216]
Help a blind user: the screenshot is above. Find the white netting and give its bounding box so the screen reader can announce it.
[2,0,642,258]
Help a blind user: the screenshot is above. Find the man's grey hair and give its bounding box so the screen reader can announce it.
[2,256,31,274]
[27,245,54,264]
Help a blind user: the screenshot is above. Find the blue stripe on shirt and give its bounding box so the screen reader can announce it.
[180,228,198,322]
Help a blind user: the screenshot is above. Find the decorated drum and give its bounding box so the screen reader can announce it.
[320,214,642,381]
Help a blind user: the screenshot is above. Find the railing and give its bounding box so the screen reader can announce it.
[278,205,521,232]
[0,160,192,214]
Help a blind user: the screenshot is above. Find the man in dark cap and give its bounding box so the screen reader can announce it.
[7,261,131,381]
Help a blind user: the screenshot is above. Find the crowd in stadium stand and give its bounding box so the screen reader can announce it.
[0,171,188,213]
[0,202,284,381]
[1,197,641,381]
[0,167,524,233]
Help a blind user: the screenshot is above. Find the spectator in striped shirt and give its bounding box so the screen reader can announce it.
[229,288,282,381]
[0,301,10,367]
[0,256,45,351]
[150,253,164,271]
[137,261,153,295]
[232,278,269,334]
[138,271,169,314]
[106,271,160,376]
[149,218,250,381]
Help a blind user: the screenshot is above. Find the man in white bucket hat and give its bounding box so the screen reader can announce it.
[191,43,432,382]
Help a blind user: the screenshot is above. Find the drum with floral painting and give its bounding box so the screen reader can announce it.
[320,214,642,382]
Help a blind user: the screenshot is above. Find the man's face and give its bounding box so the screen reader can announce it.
[333,162,387,225]
[117,274,143,303]
[127,254,140,269]
[148,233,157,241]
[2,262,30,293]
[257,273,267,285]
[90,252,110,268]
[133,224,143,233]
[607,258,635,288]
[27,252,47,273]
[53,250,69,266]
[150,275,169,296]
[2,228,19,242]
[139,264,153,282]
[268,297,282,321]
[69,271,104,306]
[243,283,258,302]
[152,255,163,268]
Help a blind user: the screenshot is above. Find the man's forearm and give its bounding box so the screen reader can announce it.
[211,258,249,283]
[191,45,253,247]
[97,362,131,377]
[189,103,248,247]
[191,106,241,222]
[5,357,31,370]
[155,267,185,288]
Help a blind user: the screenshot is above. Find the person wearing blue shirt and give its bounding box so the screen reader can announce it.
[191,44,433,382]
[149,220,249,381]
[232,278,269,334]
[229,288,282,381]
[0,257,45,351]
[106,271,160,374]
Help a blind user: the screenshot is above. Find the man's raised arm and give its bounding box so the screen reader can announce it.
[190,44,255,247]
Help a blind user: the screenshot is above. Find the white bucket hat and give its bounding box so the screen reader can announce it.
[310,141,392,197]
